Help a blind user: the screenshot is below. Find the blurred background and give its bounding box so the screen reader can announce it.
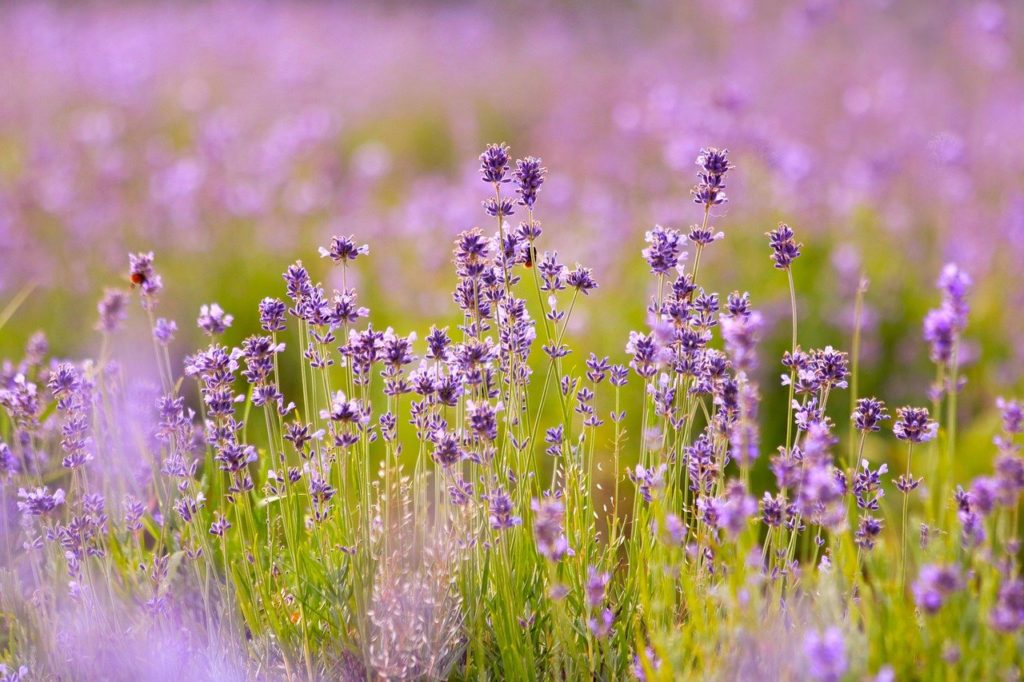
[1,0,1022,470]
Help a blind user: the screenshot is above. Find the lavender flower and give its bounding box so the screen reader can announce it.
[129,251,163,297]
[479,143,510,184]
[585,566,610,608]
[766,223,802,269]
[642,225,684,274]
[531,496,569,562]
[16,486,66,516]
[990,578,1024,633]
[893,406,938,443]
[692,147,732,207]
[153,318,177,345]
[197,303,234,336]
[514,156,546,207]
[487,487,521,530]
[912,564,963,613]
[96,288,129,333]
[803,627,847,682]
[259,297,288,332]
[853,397,890,432]
[566,265,598,294]
[319,235,369,262]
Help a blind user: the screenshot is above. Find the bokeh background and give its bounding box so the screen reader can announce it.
[1,0,1022,468]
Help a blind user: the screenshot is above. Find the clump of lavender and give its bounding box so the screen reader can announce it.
[4,142,1024,681]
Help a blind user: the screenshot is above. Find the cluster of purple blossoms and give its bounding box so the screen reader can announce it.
[487,487,521,531]
[852,397,890,432]
[641,225,684,275]
[48,363,94,469]
[692,147,732,207]
[913,564,964,614]
[236,334,289,411]
[893,406,938,444]
[532,496,570,562]
[766,223,802,270]
[128,251,163,300]
[96,288,129,333]
[319,234,369,262]
[197,303,234,336]
[923,263,972,366]
[153,317,177,345]
[513,156,546,208]
[696,481,757,539]
[990,578,1024,633]
[803,627,848,682]
[585,566,613,638]
[16,486,66,516]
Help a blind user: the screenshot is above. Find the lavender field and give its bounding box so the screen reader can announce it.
[1,2,1023,680]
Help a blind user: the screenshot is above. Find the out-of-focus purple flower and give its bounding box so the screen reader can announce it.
[852,397,890,432]
[514,156,546,208]
[153,318,177,345]
[996,397,1022,435]
[588,608,614,639]
[923,307,957,364]
[197,303,233,336]
[0,664,29,682]
[629,463,666,503]
[532,496,570,562]
[767,223,802,270]
[893,406,938,443]
[721,310,762,374]
[990,577,1024,632]
[319,235,369,262]
[96,288,129,333]
[698,481,756,538]
[803,627,847,682]
[129,251,163,297]
[585,566,609,608]
[913,564,963,613]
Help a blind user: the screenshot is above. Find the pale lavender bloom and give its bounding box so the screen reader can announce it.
[803,627,847,682]
[0,664,29,682]
[96,288,129,333]
[913,564,963,613]
[532,496,569,562]
[996,396,1022,434]
[197,303,233,336]
[990,578,1024,632]
[16,486,65,516]
[585,566,609,608]
[588,609,613,639]
[153,318,177,345]
[129,251,163,297]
